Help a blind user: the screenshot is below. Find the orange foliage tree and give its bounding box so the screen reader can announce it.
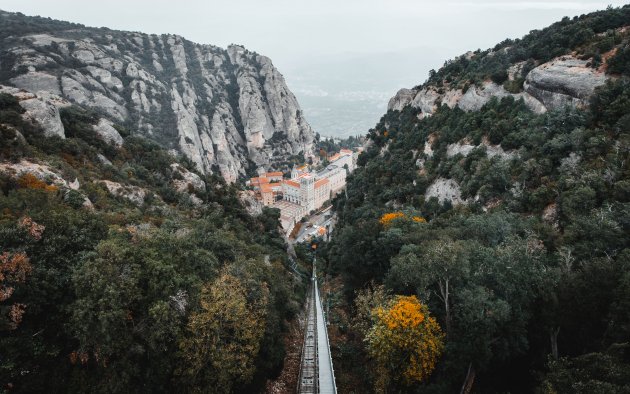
[379,212,426,227]
[366,295,444,391]
[0,251,32,330]
[379,212,405,227]
[1,217,40,330]
[17,173,58,192]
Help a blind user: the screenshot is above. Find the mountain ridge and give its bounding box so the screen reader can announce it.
[0,10,315,182]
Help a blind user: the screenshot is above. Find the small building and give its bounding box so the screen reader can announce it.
[249,176,270,190]
[266,171,284,182]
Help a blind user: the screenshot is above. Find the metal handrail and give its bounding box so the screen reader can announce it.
[315,281,337,394]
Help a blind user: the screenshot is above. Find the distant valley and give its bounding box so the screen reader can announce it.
[283,48,450,138]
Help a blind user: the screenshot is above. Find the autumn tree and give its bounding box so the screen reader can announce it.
[177,272,268,393]
[366,295,444,392]
[0,251,32,330]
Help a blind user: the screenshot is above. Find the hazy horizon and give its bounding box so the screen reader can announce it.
[2,0,627,137]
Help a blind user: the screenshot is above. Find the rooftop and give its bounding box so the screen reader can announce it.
[283,179,300,188]
[250,176,270,185]
[315,178,329,188]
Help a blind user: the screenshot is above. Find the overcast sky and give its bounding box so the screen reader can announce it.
[2,0,626,136]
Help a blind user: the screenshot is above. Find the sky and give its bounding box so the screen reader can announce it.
[1,0,627,136]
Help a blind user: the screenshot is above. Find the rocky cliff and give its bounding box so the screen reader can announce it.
[0,11,314,182]
[387,19,629,117]
[388,54,608,116]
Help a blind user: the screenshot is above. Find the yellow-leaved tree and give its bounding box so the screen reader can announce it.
[177,272,268,392]
[366,295,444,391]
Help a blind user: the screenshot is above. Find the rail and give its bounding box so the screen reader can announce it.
[297,258,337,394]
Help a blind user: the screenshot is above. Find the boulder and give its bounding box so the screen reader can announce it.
[524,56,607,110]
[93,118,123,146]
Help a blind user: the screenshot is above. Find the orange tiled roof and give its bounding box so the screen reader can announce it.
[250,176,270,185]
[340,149,353,154]
[261,184,274,193]
[266,171,283,177]
[283,180,300,188]
[318,227,326,236]
[329,153,341,162]
[315,178,329,188]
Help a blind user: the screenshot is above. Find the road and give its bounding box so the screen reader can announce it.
[294,206,336,243]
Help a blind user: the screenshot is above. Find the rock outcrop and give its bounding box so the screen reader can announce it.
[0,85,67,138]
[0,11,315,182]
[388,55,607,116]
[93,119,123,146]
[523,56,607,109]
[99,180,149,206]
[170,163,206,193]
[446,138,516,160]
[425,178,463,204]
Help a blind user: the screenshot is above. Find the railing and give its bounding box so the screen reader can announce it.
[315,281,337,394]
[319,284,338,394]
[297,258,337,394]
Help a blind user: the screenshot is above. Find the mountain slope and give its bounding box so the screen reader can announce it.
[388,7,629,116]
[0,10,315,182]
[324,6,630,393]
[0,87,308,392]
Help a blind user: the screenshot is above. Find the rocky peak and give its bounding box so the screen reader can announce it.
[0,11,315,182]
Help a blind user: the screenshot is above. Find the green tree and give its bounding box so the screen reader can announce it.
[177,272,268,393]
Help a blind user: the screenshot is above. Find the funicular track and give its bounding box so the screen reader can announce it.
[297,260,337,394]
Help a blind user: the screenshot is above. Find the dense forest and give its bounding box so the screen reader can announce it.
[0,94,309,392]
[3,4,630,394]
[322,6,630,393]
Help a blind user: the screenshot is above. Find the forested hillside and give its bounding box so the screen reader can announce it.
[0,91,307,392]
[323,6,630,393]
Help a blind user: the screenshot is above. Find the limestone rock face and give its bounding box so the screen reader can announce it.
[387,88,416,112]
[93,119,123,146]
[10,72,62,95]
[524,56,607,109]
[100,180,148,206]
[388,55,608,116]
[0,85,67,138]
[0,159,70,187]
[0,11,315,182]
[425,178,463,204]
[170,163,206,193]
[389,82,546,117]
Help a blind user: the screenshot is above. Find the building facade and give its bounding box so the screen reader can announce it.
[249,149,356,233]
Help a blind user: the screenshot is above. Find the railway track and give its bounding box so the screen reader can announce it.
[297,261,337,394]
